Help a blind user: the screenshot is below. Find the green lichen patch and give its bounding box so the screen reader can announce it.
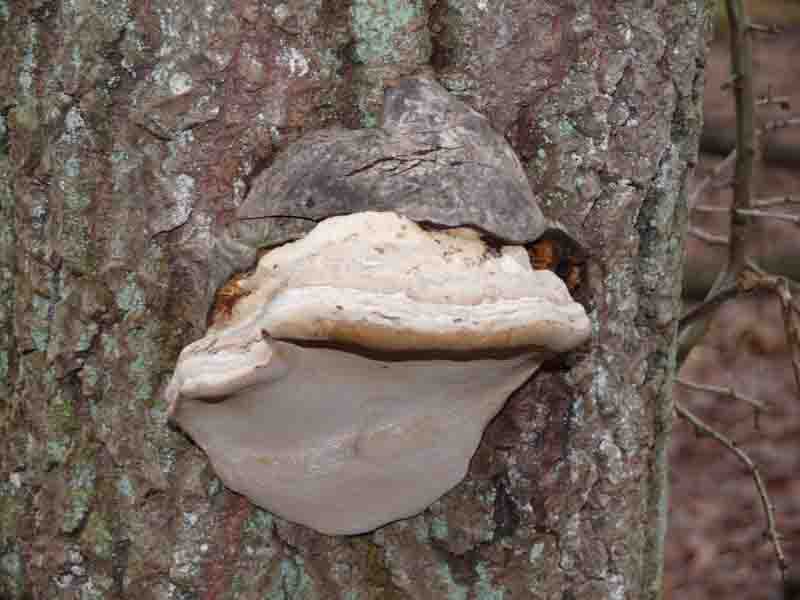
[81,510,114,560]
[243,507,274,536]
[435,563,468,600]
[170,515,209,582]
[115,273,146,314]
[0,351,8,389]
[77,574,115,600]
[430,515,449,540]
[0,544,25,600]
[30,295,52,352]
[59,202,97,274]
[128,355,153,404]
[46,437,71,467]
[47,390,79,437]
[0,481,24,545]
[475,561,506,600]
[81,364,100,395]
[350,0,424,65]
[62,455,98,534]
[0,114,7,158]
[76,322,99,354]
[116,474,136,501]
[266,555,318,600]
[100,332,120,359]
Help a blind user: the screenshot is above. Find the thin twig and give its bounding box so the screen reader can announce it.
[693,204,731,214]
[690,149,737,211]
[753,194,800,208]
[675,377,769,411]
[755,95,791,109]
[723,0,756,278]
[762,116,800,133]
[776,279,800,398]
[687,226,729,245]
[748,22,781,34]
[710,177,734,192]
[679,284,740,332]
[735,208,800,225]
[736,264,800,397]
[675,402,788,582]
[741,258,799,288]
[691,195,800,226]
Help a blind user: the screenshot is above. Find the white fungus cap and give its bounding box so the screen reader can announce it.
[166,212,590,534]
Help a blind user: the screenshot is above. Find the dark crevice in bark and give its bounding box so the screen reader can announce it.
[111,537,130,598]
[336,38,363,130]
[237,154,275,201]
[491,474,520,541]
[316,0,360,129]
[28,0,58,23]
[427,0,451,72]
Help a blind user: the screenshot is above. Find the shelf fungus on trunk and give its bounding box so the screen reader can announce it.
[166,211,590,535]
[235,77,548,247]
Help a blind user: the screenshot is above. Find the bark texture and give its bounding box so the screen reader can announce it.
[0,1,706,599]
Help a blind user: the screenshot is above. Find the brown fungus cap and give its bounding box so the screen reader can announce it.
[236,78,547,246]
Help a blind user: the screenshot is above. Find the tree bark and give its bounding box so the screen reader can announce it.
[0,1,706,599]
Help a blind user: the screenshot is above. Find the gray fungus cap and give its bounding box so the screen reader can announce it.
[237,77,547,245]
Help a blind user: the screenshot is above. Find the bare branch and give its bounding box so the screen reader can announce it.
[742,258,800,288]
[776,279,800,399]
[711,177,734,191]
[755,95,791,110]
[677,274,739,365]
[735,208,800,225]
[722,0,756,277]
[693,204,732,214]
[688,225,729,246]
[677,260,800,353]
[753,194,800,208]
[762,116,800,133]
[675,377,769,411]
[736,265,800,397]
[675,402,788,582]
[747,22,781,34]
[679,284,740,332]
[690,149,736,211]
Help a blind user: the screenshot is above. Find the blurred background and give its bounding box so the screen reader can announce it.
[665,2,800,598]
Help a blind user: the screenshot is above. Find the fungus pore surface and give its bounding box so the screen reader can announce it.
[166,212,590,535]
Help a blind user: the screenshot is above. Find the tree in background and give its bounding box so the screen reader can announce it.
[668,2,800,597]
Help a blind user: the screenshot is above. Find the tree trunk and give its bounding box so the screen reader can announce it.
[0,1,706,598]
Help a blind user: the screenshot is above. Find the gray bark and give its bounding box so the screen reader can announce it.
[0,1,706,599]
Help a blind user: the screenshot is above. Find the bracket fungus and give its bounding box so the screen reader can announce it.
[236,77,547,246]
[167,212,590,535]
